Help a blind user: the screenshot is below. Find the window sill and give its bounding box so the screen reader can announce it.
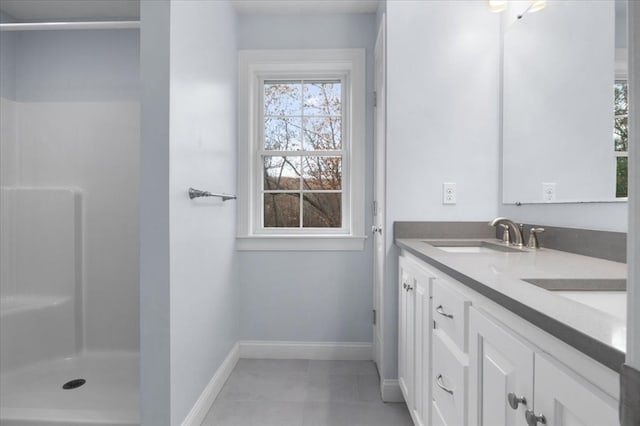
[236,235,367,251]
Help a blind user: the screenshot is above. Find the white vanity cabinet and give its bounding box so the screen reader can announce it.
[469,307,618,426]
[398,250,620,426]
[398,255,433,426]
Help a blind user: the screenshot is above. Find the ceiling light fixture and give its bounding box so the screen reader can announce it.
[486,0,508,13]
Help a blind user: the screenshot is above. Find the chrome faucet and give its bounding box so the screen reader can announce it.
[489,217,524,247]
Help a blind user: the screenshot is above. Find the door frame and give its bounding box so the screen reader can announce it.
[373,14,387,380]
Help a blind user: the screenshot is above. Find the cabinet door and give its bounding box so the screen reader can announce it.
[532,353,618,426]
[412,271,431,426]
[469,308,534,426]
[398,261,414,405]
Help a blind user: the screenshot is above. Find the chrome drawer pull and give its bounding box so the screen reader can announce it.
[435,374,454,395]
[525,410,546,426]
[507,392,527,409]
[436,305,454,319]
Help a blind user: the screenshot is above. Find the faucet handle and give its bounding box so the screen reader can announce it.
[500,224,511,244]
[527,228,545,249]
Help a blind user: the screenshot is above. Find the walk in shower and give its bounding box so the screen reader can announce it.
[0,9,140,425]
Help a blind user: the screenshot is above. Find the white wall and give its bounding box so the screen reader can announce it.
[140,1,239,424]
[385,0,501,378]
[626,0,640,371]
[236,13,377,344]
[2,29,140,352]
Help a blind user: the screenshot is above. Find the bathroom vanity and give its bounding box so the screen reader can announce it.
[395,231,625,426]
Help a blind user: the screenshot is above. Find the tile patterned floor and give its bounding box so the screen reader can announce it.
[202,359,412,426]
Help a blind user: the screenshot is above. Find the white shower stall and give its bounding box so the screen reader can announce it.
[0,19,140,426]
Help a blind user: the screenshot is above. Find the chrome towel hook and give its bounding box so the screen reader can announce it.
[188,187,237,202]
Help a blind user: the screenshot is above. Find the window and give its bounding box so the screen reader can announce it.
[237,50,366,251]
[614,80,628,198]
[262,80,344,229]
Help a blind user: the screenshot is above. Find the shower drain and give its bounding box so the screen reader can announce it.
[62,378,86,390]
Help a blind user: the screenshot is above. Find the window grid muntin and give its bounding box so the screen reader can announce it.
[258,76,348,232]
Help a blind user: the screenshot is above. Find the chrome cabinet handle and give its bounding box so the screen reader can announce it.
[435,305,454,319]
[507,392,527,409]
[525,410,546,426]
[435,374,454,395]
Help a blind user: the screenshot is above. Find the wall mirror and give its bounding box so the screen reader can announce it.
[502,0,628,204]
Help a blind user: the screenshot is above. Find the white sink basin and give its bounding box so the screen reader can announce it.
[437,246,501,253]
[425,240,524,253]
[555,291,627,321]
[521,278,627,320]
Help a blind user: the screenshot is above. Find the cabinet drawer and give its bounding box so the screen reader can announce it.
[433,278,471,353]
[432,330,467,426]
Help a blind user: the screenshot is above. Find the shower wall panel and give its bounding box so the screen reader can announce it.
[0,188,79,373]
[9,29,140,353]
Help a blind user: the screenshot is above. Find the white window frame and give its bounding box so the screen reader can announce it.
[237,49,366,251]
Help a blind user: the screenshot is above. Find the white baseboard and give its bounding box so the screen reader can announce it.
[181,342,239,426]
[238,340,373,360]
[381,379,404,403]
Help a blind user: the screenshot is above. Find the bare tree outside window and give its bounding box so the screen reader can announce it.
[262,80,344,228]
[614,81,628,198]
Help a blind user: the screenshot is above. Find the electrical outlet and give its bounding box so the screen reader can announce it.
[443,183,456,204]
[542,183,556,202]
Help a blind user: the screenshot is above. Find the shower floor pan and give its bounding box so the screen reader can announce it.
[0,351,139,426]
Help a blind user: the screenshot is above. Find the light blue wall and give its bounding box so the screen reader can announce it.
[168,1,239,424]
[141,1,239,424]
[0,11,16,99]
[237,13,377,344]
[239,251,373,341]
[140,1,171,424]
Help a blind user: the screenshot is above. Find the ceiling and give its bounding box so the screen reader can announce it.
[0,0,378,22]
